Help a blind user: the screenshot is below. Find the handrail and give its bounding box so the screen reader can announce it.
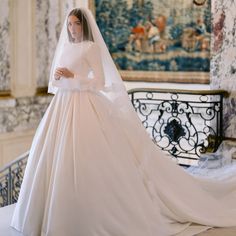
[0,151,29,173]
[128,88,229,96]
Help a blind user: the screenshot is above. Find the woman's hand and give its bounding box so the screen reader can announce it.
[54,67,74,80]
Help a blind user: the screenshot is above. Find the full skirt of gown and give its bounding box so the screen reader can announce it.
[10,89,236,236]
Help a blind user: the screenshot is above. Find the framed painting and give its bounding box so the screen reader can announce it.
[89,0,211,84]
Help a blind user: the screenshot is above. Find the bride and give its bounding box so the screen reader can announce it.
[9,7,236,236]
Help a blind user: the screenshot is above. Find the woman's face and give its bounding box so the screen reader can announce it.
[68,15,82,42]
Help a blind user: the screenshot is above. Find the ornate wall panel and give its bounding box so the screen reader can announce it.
[35,0,80,88]
[0,0,10,92]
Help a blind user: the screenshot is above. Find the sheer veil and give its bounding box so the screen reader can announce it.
[48,7,135,114]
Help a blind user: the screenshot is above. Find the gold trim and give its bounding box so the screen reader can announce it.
[223,137,236,142]
[193,0,207,6]
[121,71,210,84]
[88,0,95,16]
[36,87,52,96]
[0,90,11,98]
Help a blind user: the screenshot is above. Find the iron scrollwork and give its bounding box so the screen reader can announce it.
[0,153,28,207]
[128,88,226,166]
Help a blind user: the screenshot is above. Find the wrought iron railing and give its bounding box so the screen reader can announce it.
[128,88,228,166]
[0,88,228,207]
[0,151,29,207]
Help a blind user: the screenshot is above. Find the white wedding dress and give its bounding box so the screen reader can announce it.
[6,41,236,236]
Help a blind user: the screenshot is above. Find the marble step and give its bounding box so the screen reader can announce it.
[0,204,236,236]
[0,204,22,236]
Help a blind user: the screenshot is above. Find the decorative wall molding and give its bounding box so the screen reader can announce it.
[10,0,36,97]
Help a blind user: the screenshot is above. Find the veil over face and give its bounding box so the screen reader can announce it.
[66,8,94,43]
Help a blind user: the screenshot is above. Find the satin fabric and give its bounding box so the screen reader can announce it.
[10,42,236,236]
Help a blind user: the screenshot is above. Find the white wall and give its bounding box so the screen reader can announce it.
[0,129,35,167]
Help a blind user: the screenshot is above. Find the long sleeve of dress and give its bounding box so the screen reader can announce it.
[51,42,106,92]
[84,43,106,90]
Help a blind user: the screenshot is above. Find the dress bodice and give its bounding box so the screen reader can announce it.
[51,41,105,91]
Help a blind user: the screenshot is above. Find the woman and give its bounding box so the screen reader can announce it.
[10,7,236,236]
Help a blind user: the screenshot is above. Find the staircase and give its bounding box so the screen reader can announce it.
[0,88,228,208]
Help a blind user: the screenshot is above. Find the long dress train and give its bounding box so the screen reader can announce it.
[10,41,236,236]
